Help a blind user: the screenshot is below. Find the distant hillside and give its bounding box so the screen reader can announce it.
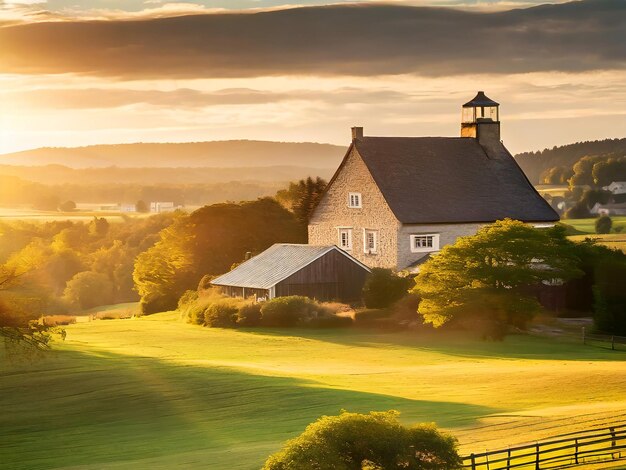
[0,165,335,186]
[515,138,626,184]
[0,140,346,169]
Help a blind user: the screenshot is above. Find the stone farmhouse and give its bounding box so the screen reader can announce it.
[308,92,559,271]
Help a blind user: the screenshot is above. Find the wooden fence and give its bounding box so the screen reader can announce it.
[583,328,626,351]
[462,423,626,469]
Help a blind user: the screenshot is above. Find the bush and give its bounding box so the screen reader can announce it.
[42,315,76,327]
[363,268,413,308]
[260,296,320,327]
[307,314,353,329]
[237,302,262,326]
[354,308,391,322]
[177,290,198,309]
[203,299,239,328]
[63,271,114,310]
[262,410,461,470]
[595,215,612,234]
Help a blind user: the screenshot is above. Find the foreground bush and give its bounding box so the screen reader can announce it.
[236,302,262,326]
[595,215,612,234]
[204,299,239,328]
[260,296,321,327]
[263,410,461,470]
[363,268,414,309]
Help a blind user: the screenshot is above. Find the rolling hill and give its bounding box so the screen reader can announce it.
[0,140,346,169]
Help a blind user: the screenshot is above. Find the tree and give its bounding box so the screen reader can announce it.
[593,258,626,335]
[133,198,303,314]
[275,177,327,227]
[58,200,76,212]
[412,220,583,336]
[136,200,149,213]
[595,215,612,234]
[362,268,413,308]
[89,217,109,237]
[263,410,461,470]
[63,271,114,310]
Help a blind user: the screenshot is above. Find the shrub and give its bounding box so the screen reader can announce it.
[595,215,612,234]
[204,299,239,328]
[237,302,262,327]
[260,296,320,327]
[42,315,76,327]
[307,314,353,328]
[178,290,198,309]
[354,308,391,322]
[263,410,461,470]
[363,268,413,308]
[63,271,114,310]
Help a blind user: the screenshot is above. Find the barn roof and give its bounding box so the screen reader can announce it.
[211,244,370,290]
[352,137,559,224]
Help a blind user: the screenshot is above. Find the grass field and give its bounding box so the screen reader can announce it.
[2,311,626,469]
[564,216,626,253]
[0,207,153,222]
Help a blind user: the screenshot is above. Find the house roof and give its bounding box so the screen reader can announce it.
[210,244,370,290]
[463,91,499,108]
[352,136,559,224]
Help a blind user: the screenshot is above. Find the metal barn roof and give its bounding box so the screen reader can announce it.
[210,244,370,290]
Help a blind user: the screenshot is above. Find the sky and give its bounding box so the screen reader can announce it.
[0,0,625,156]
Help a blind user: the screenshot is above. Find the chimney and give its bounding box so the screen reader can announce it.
[244,251,252,261]
[351,126,364,141]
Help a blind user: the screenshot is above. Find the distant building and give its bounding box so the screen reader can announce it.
[120,203,137,213]
[603,181,626,195]
[150,202,178,213]
[211,244,370,302]
[308,91,558,271]
[591,202,626,216]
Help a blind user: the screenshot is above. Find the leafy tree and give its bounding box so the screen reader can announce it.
[593,259,626,335]
[263,410,461,470]
[135,200,149,213]
[362,268,413,308]
[89,217,109,237]
[412,220,583,334]
[275,177,327,227]
[63,271,114,310]
[595,215,612,234]
[133,198,303,314]
[592,156,626,187]
[563,201,591,219]
[58,200,76,212]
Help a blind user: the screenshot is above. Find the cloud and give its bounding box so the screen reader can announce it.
[0,0,624,78]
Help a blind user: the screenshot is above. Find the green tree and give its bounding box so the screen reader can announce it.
[89,217,109,237]
[63,271,114,310]
[362,268,413,308]
[593,258,626,335]
[133,198,303,314]
[595,215,612,234]
[263,410,461,470]
[412,220,583,335]
[58,200,76,212]
[275,177,327,227]
[135,200,149,213]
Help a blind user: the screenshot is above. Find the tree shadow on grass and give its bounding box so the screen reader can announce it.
[237,327,626,361]
[0,347,496,470]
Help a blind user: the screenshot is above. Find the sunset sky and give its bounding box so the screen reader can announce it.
[0,0,624,155]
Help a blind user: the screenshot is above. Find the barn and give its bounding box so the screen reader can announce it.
[210,244,371,303]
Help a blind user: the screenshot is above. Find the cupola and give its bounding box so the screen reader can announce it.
[461,91,501,145]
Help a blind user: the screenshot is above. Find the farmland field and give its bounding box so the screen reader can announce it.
[564,216,626,253]
[2,311,626,469]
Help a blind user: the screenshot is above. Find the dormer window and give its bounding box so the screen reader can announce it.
[410,234,440,253]
[348,192,362,208]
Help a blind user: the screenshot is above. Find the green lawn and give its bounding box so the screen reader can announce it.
[2,312,626,469]
[564,216,626,253]
[564,216,626,234]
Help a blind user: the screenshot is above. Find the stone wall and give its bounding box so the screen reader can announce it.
[308,147,401,269]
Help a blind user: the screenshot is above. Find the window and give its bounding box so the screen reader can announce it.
[363,229,377,254]
[348,192,362,208]
[338,228,353,250]
[410,234,439,253]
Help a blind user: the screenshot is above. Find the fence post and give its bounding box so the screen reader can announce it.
[611,336,615,350]
[470,453,476,470]
[574,438,579,464]
[536,443,540,470]
[507,447,511,470]
[582,326,586,345]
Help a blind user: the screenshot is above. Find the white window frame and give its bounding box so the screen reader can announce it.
[348,192,362,208]
[410,234,440,253]
[363,229,378,254]
[338,228,353,251]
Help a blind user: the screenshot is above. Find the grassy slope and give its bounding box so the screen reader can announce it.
[565,216,626,253]
[2,312,626,469]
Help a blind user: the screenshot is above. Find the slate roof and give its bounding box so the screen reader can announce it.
[210,244,370,289]
[463,91,499,107]
[352,137,559,224]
